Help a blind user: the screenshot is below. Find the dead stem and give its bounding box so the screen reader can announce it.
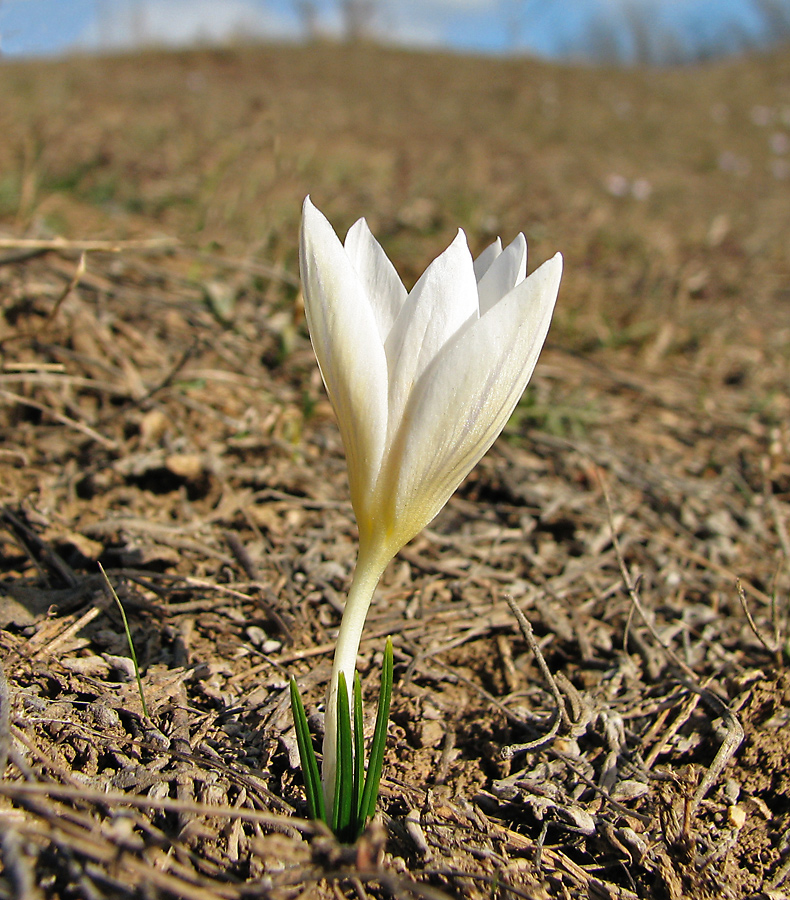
[500,594,569,756]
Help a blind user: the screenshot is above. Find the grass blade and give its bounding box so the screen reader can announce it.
[289,677,326,823]
[98,563,148,720]
[332,671,354,840]
[359,637,393,830]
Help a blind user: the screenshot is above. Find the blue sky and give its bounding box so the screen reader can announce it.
[0,0,778,61]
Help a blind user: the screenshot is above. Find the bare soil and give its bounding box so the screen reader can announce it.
[0,43,789,899]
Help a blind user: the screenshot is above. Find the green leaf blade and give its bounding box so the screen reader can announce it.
[333,671,355,841]
[359,637,393,830]
[289,677,326,823]
[353,672,364,825]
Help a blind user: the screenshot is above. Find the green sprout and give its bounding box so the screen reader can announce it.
[290,638,393,842]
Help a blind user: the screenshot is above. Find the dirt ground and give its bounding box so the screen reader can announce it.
[0,42,789,900]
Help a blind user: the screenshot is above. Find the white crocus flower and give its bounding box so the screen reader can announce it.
[299,196,562,807]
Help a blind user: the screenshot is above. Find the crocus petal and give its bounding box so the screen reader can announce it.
[376,252,563,552]
[384,230,479,442]
[476,233,528,316]
[300,198,389,517]
[473,237,502,281]
[344,217,407,342]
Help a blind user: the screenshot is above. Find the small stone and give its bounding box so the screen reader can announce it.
[728,805,747,829]
[140,409,170,445]
[102,654,137,681]
[89,701,121,729]
[419,719,445,749]
[246,626,268,646]
[611,779,649,802]
[165,453,205,480]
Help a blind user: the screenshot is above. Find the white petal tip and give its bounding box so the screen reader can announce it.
[539,251,564,277]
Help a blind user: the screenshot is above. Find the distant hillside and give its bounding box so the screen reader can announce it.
[1,43,788,348]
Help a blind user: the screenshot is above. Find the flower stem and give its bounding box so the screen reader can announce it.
[323,548,389,813]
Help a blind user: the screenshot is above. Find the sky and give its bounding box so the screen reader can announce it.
[0,0,780,62]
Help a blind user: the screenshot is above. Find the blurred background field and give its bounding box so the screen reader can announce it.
[2,41,789,356]
[0,33,789,900]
